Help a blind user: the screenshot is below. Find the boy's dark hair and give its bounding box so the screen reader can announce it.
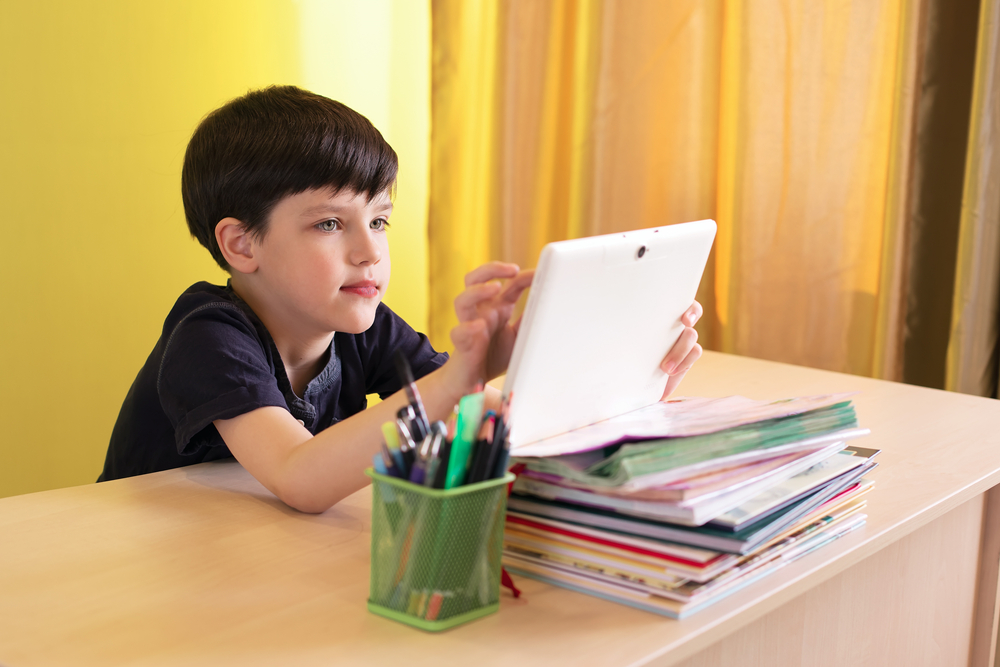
[182,85,398,270]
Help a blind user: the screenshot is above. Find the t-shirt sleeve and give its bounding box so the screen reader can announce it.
[360,304,449,399]
[157,303,289,455]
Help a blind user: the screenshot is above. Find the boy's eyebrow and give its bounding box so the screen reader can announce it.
[301,201,393,216]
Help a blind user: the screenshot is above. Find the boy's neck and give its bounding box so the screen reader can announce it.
[229,277,334,397]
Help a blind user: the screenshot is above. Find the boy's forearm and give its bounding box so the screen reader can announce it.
[229,360,470,513]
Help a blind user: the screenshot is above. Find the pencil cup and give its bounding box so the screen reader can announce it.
[365,468,515,631]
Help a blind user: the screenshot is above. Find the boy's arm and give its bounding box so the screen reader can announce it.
[214,361,467,513]
[216,262,533,513]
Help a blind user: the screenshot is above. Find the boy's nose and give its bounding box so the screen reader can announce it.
[349,230,382,265]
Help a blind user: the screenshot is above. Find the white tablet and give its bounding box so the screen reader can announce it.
[503,219,717,449]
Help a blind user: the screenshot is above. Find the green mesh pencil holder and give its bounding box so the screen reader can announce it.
[365,468,515,631]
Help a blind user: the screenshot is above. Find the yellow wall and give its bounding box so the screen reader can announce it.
[300,0,431,333]
[0,1,430,498]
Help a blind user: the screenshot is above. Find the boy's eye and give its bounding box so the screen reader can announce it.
[370,218,389,231]
[317,219,339,232]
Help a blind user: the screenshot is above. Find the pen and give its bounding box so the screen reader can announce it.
[381,422,406,474]
[491,438,511,480]
[481,418,507,483]
[395,410,418,476]
[490,393,513,479]
[423,422,447,488]
[372,452,389,476]
[432,436,453,488]
[425,591,445,621]
[396,407,418,447]
[408,436,430,485]
[398,402,426,444]
[394,349,431,439]
[409,424,444,486]
[379,441,401,478]
[466,414,496,484]
[443,391,485,489]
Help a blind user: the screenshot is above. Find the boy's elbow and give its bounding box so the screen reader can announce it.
[264,445,364,514]
[289,500,330,515]
[268,471,336,514]
[272,476,334,514]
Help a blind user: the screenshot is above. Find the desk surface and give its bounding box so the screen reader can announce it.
[3,351,1000,667]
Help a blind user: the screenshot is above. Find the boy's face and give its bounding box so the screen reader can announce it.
[247,187,392,336]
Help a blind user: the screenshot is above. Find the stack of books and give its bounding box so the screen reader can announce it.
[502,395,876,618]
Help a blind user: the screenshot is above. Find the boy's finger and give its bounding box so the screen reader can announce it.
[660,343,702,399]
[498,269,535,303]
[660,369,688,400]
[454,282,503,321]
[672,343,703,376]
[465,262,520,287]
[660,327,699,374]
[682,300,704,327]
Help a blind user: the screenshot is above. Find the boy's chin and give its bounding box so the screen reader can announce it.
[334,309,379,335]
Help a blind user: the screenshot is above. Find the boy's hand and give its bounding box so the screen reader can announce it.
[449,262,534,391]
[660,301,704,399]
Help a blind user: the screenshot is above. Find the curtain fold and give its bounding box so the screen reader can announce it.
[897,0,982,389]
[715,0,906,375]
[428,0,504,348]
[872,0,926,381]
[946,0,1000,397]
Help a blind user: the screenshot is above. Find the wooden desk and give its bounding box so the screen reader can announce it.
[3,352,1000,666]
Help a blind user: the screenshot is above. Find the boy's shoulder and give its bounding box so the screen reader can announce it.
[155,281,275,385]
[100,282,277,482]
[168,281,242,316]
[159,281,260,338]
[151,282,276,385]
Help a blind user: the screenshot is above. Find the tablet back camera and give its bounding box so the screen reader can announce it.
[636,245,647,259]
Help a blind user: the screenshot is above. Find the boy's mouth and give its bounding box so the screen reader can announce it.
[341,280,379,298]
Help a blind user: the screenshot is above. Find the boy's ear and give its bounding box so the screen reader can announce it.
[216,218,258,273]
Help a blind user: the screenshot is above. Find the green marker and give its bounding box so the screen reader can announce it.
[443,392,485,489]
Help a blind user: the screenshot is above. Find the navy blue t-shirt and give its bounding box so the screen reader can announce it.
[98,282,448,481]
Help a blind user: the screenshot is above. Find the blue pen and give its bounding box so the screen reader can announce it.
[381,423,407,477]
[380,442,402,478]
[372,452,388,476]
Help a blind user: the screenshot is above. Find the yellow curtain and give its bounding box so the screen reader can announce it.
[429,0,915,377]
[946,0,1000,396]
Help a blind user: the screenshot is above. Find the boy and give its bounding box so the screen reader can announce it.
[99,86,703,513]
